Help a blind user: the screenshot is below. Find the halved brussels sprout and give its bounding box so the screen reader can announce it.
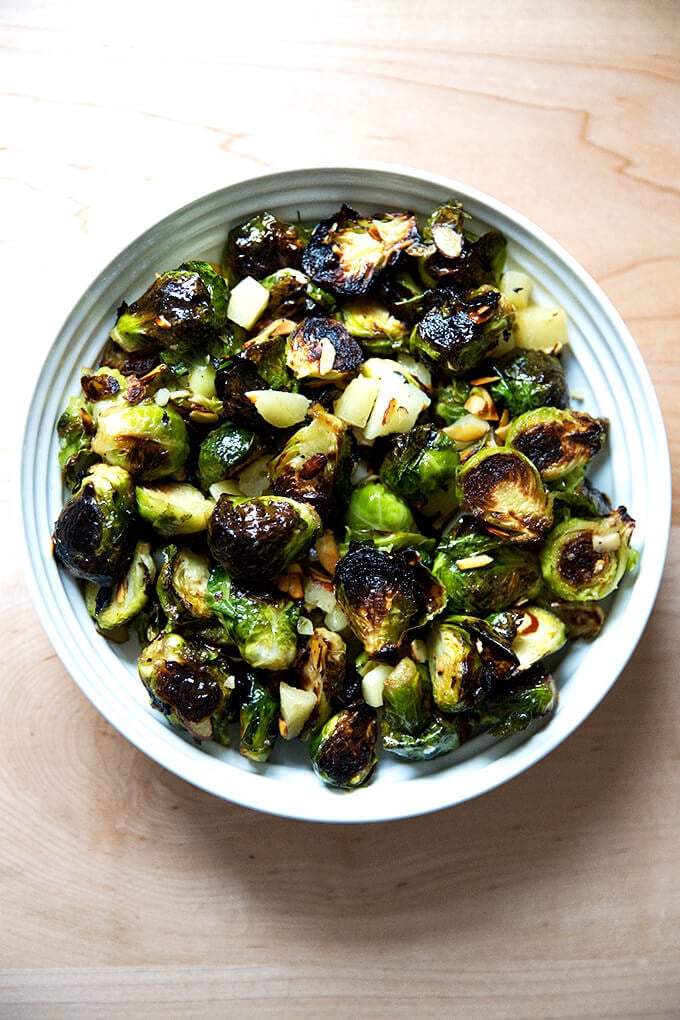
[302,204,419,295]
[333,542,447,658]
[156,544,214,627]
[138,631,234,743]
[110,261,229,354]
[136,482,214,536]
[197,420,267,492]
[237,671,280,762]
[208,494,321,582]
[458,447,553,543]
[261,267,337,321]
[339,295,410,354]
[92,402,190,481]
[488,349,568,418]
[206,567,300,671]
[240,319,297,391]
[432,529,542,614]
[293,627,347,739]
[309,701,378,789]
[269,407,352,523]
[225,212,309,281]
[426,620,484,713]
[478,663,557,738]
[379,424,459,502]
[540,507,636,601]
[381,656,431,738]
[419,223,508,292]
[433,378,472,426]
[56,394,97,491]
[285,316,363,383]
[412,284,514,375]
[487,606,567,670]
[52,462,136,585]
[506,407,608,481]
[85,539,156,638]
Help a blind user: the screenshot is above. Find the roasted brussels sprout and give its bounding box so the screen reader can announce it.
[427,619,485,713]
[269,407,351,522]
[85,539,156,638]
[261,267,336,320]
[412,284,514,375]
[53,462,136,585]
[334,542,447,658]
[419,218,508,291]
[487,605,567,670]
[309,701,378,789]
[540,507,636,601]
[293,627,347,739]
[237,671,280,762]
[56,395,97,491]
[285,316,364,383]
[489,349,568,418]
[432,529,542,614]
[302,204,419,295]
[478,663,557,738]
[380,655,470,759]
[458,448,554,543]
[506,407,608,482]
[156,544,214,627]
[214,354,273,426]
[383,709,469,760]
[433,378,471,426]
[225,212,309,281]
[379,424,459,502]
[91,402,190,481]
[208,494,321,582]
[197,420,267,492]
[339,295,410,354]
[110,261,230,354]
[138,631,234,742]
[206,567,300,671]
[342,481,431,554]
[136,482,214,536]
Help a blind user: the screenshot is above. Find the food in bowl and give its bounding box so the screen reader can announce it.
[50,195,639,792]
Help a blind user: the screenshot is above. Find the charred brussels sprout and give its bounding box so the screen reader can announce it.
[269,408,351,522]
[110,262,229,354]
[478,663,557,737]
[506,407,608,482]
[92,402,190,481]
[379,424,459,502]
[432,530,542,615]
[208,495,321,582]
[225,211,309,281]
[156,545,214,627]
[302,204,419,295]
[85,539,156,638]
[427,620,485,713]
[339,295,410,354]
[540,508,636,601]
[197,420,267,492]
[53,462,136,585]
[207,567,300,671]
[458,447,553,543]
[420,220,508,292]
[261,268,336,320]
[434,378,471,426]
[334,542,447,658]
[56,395,97,491]
[138,632,234,743]
[412,285,514,375]
[309,701,378,789]
[285,316,363,383]
[237,671,280,762]
[489,350,568,418]
[380,657,430,740]
[293,627,347,739]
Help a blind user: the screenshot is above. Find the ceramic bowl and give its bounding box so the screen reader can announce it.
[21,166,671,822]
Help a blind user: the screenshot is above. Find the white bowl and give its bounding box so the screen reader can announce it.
[21,165,671,823]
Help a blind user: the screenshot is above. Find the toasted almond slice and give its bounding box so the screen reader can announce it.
[443,414,490,443]
[455,554,494,570]
[593,533,621,552]
[469,374,500,385]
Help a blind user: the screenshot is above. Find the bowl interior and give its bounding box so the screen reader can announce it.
[21,166,672,823]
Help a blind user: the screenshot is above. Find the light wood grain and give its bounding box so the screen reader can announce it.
[2,2,679,1017]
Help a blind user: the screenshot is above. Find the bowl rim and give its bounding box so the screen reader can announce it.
[21,163,673,823]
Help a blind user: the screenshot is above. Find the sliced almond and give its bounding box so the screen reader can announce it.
[592,532,621,552]
[443,414,490,443]
[318,337,337,376]
[455,554,494,570]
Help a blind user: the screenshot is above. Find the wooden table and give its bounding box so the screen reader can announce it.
[2,2,678,1016]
